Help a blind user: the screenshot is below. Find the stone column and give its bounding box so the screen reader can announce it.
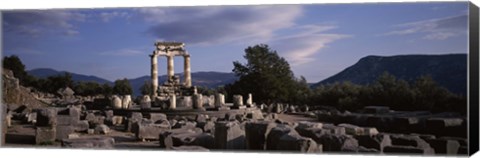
[184,55,192,87]
[193,94,203,109]
[167,55,174,80]
[246,93,253,107]
[215,93,225,107]
[150,54,158,97]
[233,95,243,107]
[169,94,176,110]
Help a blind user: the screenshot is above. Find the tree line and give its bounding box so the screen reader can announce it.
[220,44,466,114]
[2,55,133,97]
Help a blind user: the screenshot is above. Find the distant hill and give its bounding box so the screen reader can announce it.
[313,54,467,95]
[129,71,237,96]
[28,68,237,97]
[28,68,112,84]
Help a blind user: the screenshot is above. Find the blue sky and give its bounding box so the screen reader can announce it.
[2,2,469,82]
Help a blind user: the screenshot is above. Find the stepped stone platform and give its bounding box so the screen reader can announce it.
[110,106,259,119]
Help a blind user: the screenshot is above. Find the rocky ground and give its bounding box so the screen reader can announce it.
[1,68,469,156]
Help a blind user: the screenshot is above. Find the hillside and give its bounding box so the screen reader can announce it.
[28,68,237,97]
[28,68,112,84]
[313,54,467,95]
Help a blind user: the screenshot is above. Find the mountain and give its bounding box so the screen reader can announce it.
[313,54,467,95]
[28,68,112,84]
[28,68,237,97]
[129,71,237,96]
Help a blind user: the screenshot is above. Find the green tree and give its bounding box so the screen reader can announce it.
[227,44,297,104]
[113,78,133,95]
[102,83,113,97]
[140,81,152,96]
[2,55,36,86]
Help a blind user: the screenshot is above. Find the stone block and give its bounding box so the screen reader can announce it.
[338,123,364,136]
[426,138,460,155]
[62,137,115,148]
[36,127,56,145]
[383,145,433,155]
[245,121,276,150]
[276,132,321,153]
[94,124,110,135]
[56,125,74,141]
[266,124,298,150]
[354,134,391,152]
[133,120,170,140]
[111,116,123,125]
[159,128,199,148]
[36,108,57,127]
[389,134,434,154]
[140,95,151,110]
[74,120,89,132]
[170,145,209,151]
[149,113,167,122]
[214,121,246,149]
[317,134,359,152]
[165,132,215,149]
[297,121,323,129]
[125,112,143,132]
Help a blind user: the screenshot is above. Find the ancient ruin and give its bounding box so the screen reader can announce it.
[0,41,469,156]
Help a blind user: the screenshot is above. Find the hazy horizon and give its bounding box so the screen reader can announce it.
[2,2,469,82]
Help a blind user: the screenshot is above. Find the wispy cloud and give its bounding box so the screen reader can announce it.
[135,5,303,45]
[272,25,351,66]
[99,11,130,22]
[3,10,87,37]
[99,48,146,56]
[383,14,467,40]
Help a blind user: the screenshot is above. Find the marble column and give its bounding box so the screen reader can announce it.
[150,54,158,97]
[167,55,174,80]
[170,94,176,109]
[184,55,192,87]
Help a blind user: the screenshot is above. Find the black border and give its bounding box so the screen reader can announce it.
[469,1,479,156]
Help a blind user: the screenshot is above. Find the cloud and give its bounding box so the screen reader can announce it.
[99,11,130,22]
[99,48,146,56]
[271,25,351,66]
[3,10,87,37]
[136,5,303,45]
[383,14,467,40]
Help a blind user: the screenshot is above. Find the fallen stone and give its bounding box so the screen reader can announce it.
[74,120,89,132]
[266,124,298,150]
[111,116,124,126]
[317,134,359,152]
[36,108,57,127]
[62,137,115,148]
[338,123,364,136]
[389,134,434,154]
[383,145,433,155]
[245,121,276,150]
[125,112,143,132]
[36,127,56,145]
[56,125,74,141]
[276,132,321,153]
[150,113,167,122]
[159,128,200,148]
[94,124,110,134]
[214,121,246,149]
[133,120,170,140]
[354,134,391,152]
[170,145,209,151]
[165,132,215,149]
[425,138,460,155]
